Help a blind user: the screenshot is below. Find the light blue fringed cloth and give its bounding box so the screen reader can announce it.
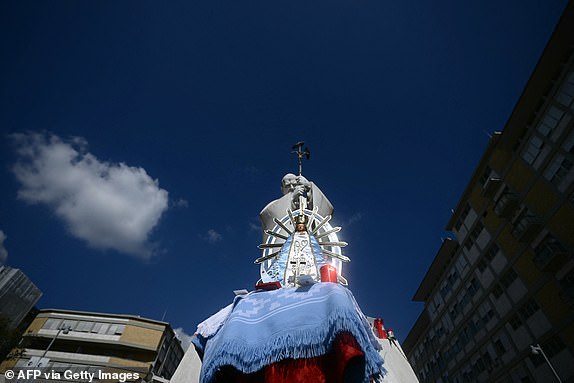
[193,282,386,383]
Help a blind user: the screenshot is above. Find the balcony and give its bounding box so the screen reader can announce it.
[482,177,502,199]
[533,250,570,272]
[493,192,520,218]
[512,215,542,242]
[534,236,571,272]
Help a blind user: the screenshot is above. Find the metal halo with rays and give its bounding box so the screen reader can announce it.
[255,208,350,286]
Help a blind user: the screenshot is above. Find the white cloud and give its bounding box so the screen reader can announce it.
[248,222,260,232]
[346,212,363,226]
[0,230,8,263]
[11,132,169,259]
[203,229,222,244]
[173,198,189,208]
[174,327,194,351]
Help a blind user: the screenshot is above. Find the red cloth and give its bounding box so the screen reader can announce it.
[213,331,366,383]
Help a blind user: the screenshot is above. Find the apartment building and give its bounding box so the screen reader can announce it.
[0,309,184,383]
[0,266,42,328]
[403,2,574,382]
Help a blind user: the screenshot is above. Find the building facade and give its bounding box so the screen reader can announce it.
[0,266,42,328]
[0,309,184,383]
[403,2,574,382]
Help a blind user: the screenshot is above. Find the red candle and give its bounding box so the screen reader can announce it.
[320,264,338,283]
[374,318,387,339]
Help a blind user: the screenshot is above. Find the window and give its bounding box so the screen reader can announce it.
[437,354,445,369]
[460,292,472,309]
[500,268,518,289]
[545,336,566,357]
[462,369,473,382]
[522,135,544,164]
[485,244,499,262]
[477,259,487,273]
[533,234,567,268]
[449,303,460,321]
[98,323,110,334]
[494,188,520,217]
[482,352,493,370]
[473,352,493,375]
[479,167,492,186]
[465,223,484,250]
[555,71,574,107]
[43,318,62,330]
[518,299,540,319]
[474,356,486,375]
[553,157,573,185]
[108,324,118,335]
[51,362,69,374]
[493,339,506,355]
[456,337,465,354]
[537,105,565,136]
[433,295,442,312]
[479,167,500,192]
[448,270,459,285]
[532,336,566,367]
[468,278,480,297]
[482,308,494,324]
[531,352,545,367]
[492,284,504,299]
[455,255,468,274]
[467,321,478,337]
[560,270,574,299]
[475,223,485,238]
[76,321,94,332]
[456,204,472,231]
[93,322,124,335]
[454,218,463,231]
[509,314,523,330]
[61,320,76,330]
[461,204,471,220]
[460,325,473,342]
[92,322,102,333]
[478,245,498,271]
[440,281,451,299]
[544,153,573,186]
[440,269,460,298]
[512,207,541,240]
[114,324,125,335]
[562,129,574,153]
[435,326,444,339]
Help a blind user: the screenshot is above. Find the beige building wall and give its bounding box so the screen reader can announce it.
[1,309,184,383]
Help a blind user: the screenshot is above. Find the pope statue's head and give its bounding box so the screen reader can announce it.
[281,173,310,195]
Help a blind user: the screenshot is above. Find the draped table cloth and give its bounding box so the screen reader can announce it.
[193,283,386,383]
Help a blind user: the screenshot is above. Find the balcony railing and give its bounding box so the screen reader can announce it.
[482,177,502,198]
[493,192,520,218]
[512,215,542,242]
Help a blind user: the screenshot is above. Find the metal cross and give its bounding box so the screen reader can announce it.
[291,141,310,176]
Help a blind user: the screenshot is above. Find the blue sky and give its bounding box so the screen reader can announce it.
[0,0,568,344]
